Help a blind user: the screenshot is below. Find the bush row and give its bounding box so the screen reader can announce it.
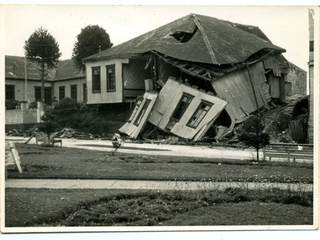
[43,98,129,136]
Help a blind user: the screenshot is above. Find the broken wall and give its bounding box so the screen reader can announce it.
[119,92,158,139]
[211,61,270,123]
[147,77,228,140]
[123,58,152,101]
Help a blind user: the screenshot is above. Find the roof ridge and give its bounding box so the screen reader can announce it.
[191,14,218,65]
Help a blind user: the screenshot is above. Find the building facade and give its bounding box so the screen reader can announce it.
[5,56,86,106]
[308,9,314,144]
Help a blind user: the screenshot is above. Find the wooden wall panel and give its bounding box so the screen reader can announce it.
[148,77,227,140]
[86,58,129,104]
[268,75,280,98]
[212,62,268,123]
[119,92,158,138]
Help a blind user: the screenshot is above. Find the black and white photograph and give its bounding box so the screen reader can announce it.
[0,2,319,239]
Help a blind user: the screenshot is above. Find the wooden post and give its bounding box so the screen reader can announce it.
[287,144,290,162]
[25,132,35,144]
[9,141,23,173]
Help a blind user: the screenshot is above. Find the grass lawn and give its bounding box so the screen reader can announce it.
[8,143,313,183]
[5,143,314,228]
[5,188,313,227]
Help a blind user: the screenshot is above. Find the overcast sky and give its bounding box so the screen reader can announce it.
[0,4,317,71]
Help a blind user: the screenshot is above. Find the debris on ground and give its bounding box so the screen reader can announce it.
[6,129,24,137]
[263,94,307,143]
[5,95,309,145]
[54,128,97,140]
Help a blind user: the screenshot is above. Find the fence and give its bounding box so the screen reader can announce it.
[288,118,308,143]
[262,143,313,162]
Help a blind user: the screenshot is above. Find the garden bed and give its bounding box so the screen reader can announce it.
[5,188,313,227]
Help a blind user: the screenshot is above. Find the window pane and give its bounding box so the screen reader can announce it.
[106,65,116,92]
[59,86,65,100]
[71,85,77,100]
[5,85,15,100]
[172,94,193,120]
[129,99,143,122]
[83,83,87,102]
[310,41,314,52]
[92,67,101,92]
[188,102,212,128]
[34,87,52,104]
[35,87,41,101]
[134,99,151,126]
[44,88,52,105]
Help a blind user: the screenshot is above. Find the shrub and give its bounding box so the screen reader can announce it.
[5,99,19,110]
[237,115,270,161]
[37,109,59,145]
[42,100,129,136]
[54,97,79,110]
[28,101,38,109]
[282,194,313,207]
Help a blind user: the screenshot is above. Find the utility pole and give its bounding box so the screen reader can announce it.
[25,57,27,101]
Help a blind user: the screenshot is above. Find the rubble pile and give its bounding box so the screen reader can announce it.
[7,126,38,137]
[54,128,96,140]
[6,129,24,137]
[262,94,307,143]
[6,127,105,140]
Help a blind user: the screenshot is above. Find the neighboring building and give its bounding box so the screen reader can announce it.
[286,62,307,96]
[308,9,314,144]
[5,56,86,106]
[83,13,307,140]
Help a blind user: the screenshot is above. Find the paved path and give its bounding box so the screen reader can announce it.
[6,136,256,160]
[5,179,313,192]
[4,136,313,192]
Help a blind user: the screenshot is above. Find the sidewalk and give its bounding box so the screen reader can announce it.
[5,179,314,192]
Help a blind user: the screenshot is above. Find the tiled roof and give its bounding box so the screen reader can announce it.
[5,55,85,81]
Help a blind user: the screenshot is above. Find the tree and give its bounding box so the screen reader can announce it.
[237,115,270,162]
[24,27,61,103]
[38,109,59,146]
[72,25,113,72]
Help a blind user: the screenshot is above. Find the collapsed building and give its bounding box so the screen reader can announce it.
[83,13,300,141]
